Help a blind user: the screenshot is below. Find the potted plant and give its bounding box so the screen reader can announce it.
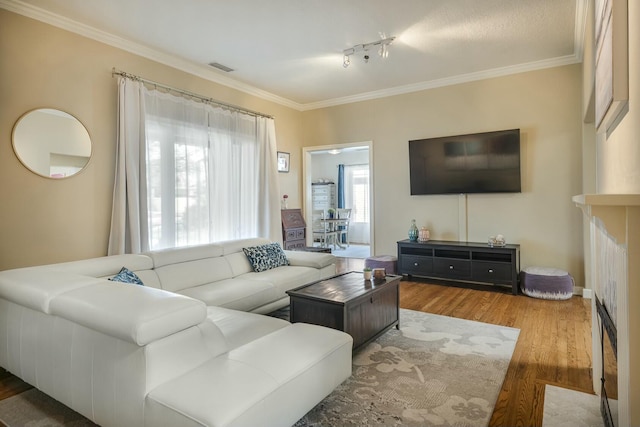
[327,208,335,218]
[363,267,372,280]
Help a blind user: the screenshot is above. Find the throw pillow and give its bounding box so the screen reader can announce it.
[109,267,145,286]
[243,242,289,272]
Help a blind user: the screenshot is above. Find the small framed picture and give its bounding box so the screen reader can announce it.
[277,151,290,173]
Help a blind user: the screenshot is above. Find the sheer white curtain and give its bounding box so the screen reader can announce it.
[207,108,261,241]
[145,90,211,249]
[108,77,281,254]
[344,164,370,244]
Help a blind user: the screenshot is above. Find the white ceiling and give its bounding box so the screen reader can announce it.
[4,0,587,110]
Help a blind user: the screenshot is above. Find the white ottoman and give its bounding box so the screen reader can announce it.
[520,266,574,300]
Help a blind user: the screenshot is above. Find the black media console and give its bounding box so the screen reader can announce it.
[397,239,520,295]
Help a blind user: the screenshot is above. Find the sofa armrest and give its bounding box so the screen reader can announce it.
[284,250,335,269]
[49,282,207,346]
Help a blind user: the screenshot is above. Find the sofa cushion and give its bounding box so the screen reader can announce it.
[205,306,289,350]
[132,269,162,289]
[284,250,336,269]
[239,266,320,295]
[145,323,352,427]
[109,267,145,286]
[224,251,255,277]
[49,282,207,346]
[144,322,230,394]
[178,278,279,312]
[242,243,289,272]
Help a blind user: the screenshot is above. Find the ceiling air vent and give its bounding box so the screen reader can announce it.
[208,62,234,72]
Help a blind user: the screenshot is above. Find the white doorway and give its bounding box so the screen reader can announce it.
[302,142,374,258]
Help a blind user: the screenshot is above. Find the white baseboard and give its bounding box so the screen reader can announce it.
[580,287,593,299]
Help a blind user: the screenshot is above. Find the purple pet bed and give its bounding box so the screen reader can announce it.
[365,255,397,275]
[520,266,574,300]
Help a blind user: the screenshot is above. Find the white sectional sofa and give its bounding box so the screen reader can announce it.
[0,237,352,427]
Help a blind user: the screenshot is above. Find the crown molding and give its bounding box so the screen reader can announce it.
[301,54,582,111]
[1,0,588,112]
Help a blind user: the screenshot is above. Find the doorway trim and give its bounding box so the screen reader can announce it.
[302,141,374,255]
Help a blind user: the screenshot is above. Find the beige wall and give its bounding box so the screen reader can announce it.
[302,65,586,286]
[0,10,303,270]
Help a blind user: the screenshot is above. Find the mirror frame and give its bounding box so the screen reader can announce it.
[12,108,92,179]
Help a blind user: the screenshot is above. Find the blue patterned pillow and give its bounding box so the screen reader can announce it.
[109,267,145,286]
[243,243,289,272]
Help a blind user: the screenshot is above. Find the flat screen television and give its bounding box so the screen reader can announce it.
[409,128,521,195]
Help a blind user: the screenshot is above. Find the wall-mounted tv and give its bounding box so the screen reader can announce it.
[409,128,521,195]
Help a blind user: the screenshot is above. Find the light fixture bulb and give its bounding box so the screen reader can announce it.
[343,55,351,68]
[379,44,389,59]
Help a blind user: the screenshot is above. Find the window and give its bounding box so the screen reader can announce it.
[145,105,261,250]
[109,79,279,255]
[344,165,370,223]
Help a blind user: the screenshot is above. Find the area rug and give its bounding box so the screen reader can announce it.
[291,308,519,427]
[0,388,97,427]
[542,385,603,427]
[0,309,518,427]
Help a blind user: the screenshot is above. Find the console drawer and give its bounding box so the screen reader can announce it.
[433,258,471,279]
[472,261,512,283]
[400,255,433,275]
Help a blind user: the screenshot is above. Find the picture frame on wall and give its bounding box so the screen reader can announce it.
[277,151,290,173]
[594,0,628,136]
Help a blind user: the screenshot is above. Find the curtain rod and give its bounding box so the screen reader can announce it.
[111,68,273,119]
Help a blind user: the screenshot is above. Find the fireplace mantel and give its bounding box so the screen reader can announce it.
[573,194,640,243]
[573,193,640,427]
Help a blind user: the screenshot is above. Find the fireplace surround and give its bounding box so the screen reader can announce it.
[573,194,639,427]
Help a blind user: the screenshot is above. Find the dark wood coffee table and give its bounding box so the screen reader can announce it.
[286,272,400,351]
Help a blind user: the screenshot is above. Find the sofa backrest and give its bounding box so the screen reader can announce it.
[145,237,271,292]
[148,244,232,293]
[34,254,154,277]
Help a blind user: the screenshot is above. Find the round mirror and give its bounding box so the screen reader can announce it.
[12,108,92,179]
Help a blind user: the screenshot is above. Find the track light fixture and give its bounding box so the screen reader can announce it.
[342,36,395,68]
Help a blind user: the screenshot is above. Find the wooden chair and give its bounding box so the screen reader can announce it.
[311,209,337,248]
[335,208,352,247]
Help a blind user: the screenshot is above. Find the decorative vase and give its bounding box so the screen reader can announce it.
[418,227,430,242]
[408,219,419,241]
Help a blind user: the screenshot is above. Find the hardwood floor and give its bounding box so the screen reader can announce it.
[337,257,594,427]
[0,257,593,427]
